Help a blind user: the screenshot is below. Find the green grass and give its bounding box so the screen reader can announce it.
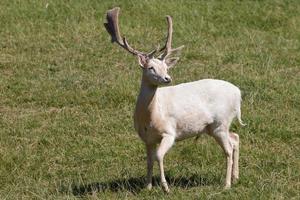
[1,0,299,199]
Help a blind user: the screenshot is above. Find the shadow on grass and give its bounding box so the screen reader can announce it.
[70,174,218,196]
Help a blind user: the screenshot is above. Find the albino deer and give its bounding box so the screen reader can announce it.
[104,7,245,192]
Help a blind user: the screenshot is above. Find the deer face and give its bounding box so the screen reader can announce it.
[139,57,171,85]
[138,56,181,86]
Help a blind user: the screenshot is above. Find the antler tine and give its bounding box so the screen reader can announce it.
[159,16,173,59]
[159,16,184,59]
[147,44,160,58]
[104,7,145,56]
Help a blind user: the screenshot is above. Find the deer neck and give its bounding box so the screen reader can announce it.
[135,75,158,123]
[138,75,158,110]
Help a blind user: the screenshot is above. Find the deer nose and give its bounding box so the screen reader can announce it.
[164,76,172,83]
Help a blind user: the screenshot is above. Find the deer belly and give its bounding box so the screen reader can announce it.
[175,123,207,141]
[175,113,212,141]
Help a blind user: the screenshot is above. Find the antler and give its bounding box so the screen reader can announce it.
[104,7,159,57]
[104,7,183,59]
[159,16,184,60]
[104,7,145,56]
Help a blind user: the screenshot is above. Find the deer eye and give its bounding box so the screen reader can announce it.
[148,67,155,72]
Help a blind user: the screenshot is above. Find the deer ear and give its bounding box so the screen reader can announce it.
[138,55,148,68]
[165,57,179,68]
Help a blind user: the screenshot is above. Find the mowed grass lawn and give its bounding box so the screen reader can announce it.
[1,0,299,199]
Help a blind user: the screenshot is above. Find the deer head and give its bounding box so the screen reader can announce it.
[104,7,184,86]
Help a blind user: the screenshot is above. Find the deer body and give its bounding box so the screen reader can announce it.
[104,7,244,192]
[134,79,242,144]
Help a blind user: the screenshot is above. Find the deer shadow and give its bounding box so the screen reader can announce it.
[69,173,219,196]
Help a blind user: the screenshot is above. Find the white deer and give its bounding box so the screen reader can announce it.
[104,7,245,192]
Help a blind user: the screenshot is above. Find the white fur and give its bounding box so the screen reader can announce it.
[133,58,244,192]
[104,7,244,192]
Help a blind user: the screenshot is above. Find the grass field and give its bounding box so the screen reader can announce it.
[1,0,300,199]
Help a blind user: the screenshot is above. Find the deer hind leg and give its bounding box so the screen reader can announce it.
[229,132,239,183]
[211,130,234,189]
[156,134,175,193]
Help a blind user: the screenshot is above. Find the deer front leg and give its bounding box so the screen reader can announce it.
[156,134,175,193]
[146,144,155,190]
